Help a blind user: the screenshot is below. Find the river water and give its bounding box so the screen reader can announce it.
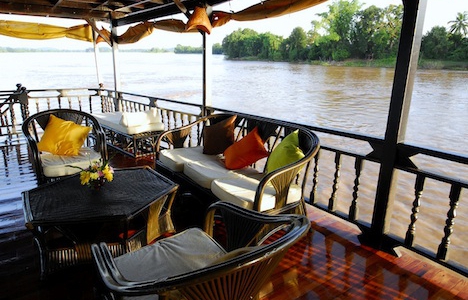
[1,52,467,266]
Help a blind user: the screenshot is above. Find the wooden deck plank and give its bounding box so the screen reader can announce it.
[0,139,466,300]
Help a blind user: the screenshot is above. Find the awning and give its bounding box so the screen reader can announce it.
[0,0,328,45]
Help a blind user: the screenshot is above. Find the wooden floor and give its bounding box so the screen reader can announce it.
[1,135,467,300]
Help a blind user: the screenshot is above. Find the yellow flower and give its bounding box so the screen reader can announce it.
[90,172,99,181]
[80,171,91,185]
[103,166,114,181]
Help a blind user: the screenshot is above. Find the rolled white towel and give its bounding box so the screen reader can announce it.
[120,108,161,127]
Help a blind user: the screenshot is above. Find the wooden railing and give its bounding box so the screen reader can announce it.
[3,86,467,277]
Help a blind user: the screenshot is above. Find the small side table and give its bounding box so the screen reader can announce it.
[22,166,178,279]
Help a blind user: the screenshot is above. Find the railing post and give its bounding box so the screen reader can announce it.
[361,0,427,250]
[202,32,212,117]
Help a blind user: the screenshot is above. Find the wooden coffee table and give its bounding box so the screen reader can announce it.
[22,166,178,279]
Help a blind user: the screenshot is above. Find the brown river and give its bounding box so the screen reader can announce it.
[1,52,467,268]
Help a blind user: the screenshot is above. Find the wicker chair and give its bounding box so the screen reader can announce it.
[22,109,108,184]
[91,201,310,300]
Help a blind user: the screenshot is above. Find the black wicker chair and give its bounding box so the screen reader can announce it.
[22,108,108,184]
[92,201,310,300]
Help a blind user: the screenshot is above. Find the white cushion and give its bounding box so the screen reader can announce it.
[120,108,162,127]
[114,228,226,282]
[159,146,217,172]
[211,175,302,212]
[184,160,261,189]
[41,147,101,177]
[94,111,164,135]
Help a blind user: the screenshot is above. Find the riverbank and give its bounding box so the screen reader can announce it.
[235,55,468,71]
[336,58,468,70]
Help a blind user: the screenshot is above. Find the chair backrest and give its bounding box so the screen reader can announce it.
[21,108,107,184]
[169,202,310,300]
[92,201,310,300]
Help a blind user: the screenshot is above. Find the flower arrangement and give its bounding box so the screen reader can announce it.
[69,157,114,190]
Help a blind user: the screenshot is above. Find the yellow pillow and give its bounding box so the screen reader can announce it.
[37,114,91,156]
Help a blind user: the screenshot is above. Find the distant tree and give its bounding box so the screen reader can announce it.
[316,0,362,61]
[212,43,223,54]
[174,44,202,54]
[421,26,449,59]
[257,32,283,60]
[448,12,468,37]
[447,33,468,61]
[283,27,308,61]
[222,28,260,58]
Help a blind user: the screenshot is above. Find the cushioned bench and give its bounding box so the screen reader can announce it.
[94,109,164,159]
[155,113,320,215]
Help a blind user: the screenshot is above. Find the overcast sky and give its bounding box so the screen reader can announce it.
[0,0,466,50]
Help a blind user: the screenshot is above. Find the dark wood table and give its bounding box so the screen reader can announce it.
[22,166,178,279]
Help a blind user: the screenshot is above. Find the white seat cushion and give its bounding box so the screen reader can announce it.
[211,175,302,212]
[114,228,226,282]
[184,160,261,189]
[41,147,101,177]
[94,112,164,135]
[159,146,217,172]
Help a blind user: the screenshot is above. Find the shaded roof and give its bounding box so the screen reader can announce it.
[0,0,229,27]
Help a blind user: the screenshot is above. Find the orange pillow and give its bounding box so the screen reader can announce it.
[223,127,269,170]
[37,114,91,156]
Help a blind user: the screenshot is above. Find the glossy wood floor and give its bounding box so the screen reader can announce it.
[1,135,467,300]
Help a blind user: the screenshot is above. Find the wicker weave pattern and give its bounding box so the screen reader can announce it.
[92,202,310,300]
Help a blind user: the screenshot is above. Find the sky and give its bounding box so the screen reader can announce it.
[0,0,466,50]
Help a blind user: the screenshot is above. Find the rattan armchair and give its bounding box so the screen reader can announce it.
[22,109,108,184]
[91,201,310,300]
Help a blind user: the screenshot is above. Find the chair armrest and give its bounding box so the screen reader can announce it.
[253,128,320,213]
[155,114,234,158]
[92,243,170,297]
[155,116,206,157]
[203,201,295,251]
[86,114,108,161]
[21,120,44,180]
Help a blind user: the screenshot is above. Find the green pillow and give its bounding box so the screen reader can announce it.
[266,130,304,173]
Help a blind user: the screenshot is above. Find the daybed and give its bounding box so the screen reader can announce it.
[155,113,320,216]
[94,108,165,159]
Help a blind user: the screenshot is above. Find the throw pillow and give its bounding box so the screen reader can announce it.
[266,130,305,173]
[223,127,269,170]
[203,115,237,155]
[37,114,91,156]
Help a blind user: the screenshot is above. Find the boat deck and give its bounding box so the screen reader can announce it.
[1,134,467,300]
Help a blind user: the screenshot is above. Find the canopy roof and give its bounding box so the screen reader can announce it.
[0,0,328,44]
[0,0,229,27]
[0,0,328,27]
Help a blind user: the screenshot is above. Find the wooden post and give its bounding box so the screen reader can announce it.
[91,27,103,88]
[202,31,212,116]
[111,18,121,111]
[362,0,427,249]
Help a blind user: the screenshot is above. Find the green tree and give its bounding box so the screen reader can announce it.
[351,4,402,59]
[283,27,308,61]
[257,32,283,61]
[222,28,260,58]
[212,43,223,54]
[447,33,468,61]
[421,26,450,59]
[448,12,468,37]
[316,0,362,61]
[174,44,202,54]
